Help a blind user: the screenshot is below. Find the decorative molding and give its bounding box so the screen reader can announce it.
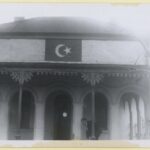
[10,71,33,84]
[81,72,104,86]
[0,67,150,80]
[35,69,78,76]
[106,72,150,78]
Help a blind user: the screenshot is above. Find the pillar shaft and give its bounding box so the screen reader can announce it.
[72,100,83,140]
[0,100,9,140]
[145,99,150,138]
[128,100,133,139]
[0,88,9,140]
[18,84,23,129]
[34,101,45,140]
[135,99,141,139]
[91,87,95,139]
[109,103,120,139]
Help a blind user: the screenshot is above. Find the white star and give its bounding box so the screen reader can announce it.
[64,47,71,55]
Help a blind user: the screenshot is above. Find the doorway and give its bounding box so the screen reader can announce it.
[45,91,73,140]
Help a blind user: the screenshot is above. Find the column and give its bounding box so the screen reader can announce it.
[145,80,150,139]
[128,100,133,139]
[109,102,120,139]
[144,98,150,139]
[81,72,104,140]
[135,99,141,139]
[91,87,96,139]
[34,94,45,140]
[0,89,9,140]
[72,98,83,140]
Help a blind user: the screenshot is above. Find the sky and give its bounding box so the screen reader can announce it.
[0,3,150,47]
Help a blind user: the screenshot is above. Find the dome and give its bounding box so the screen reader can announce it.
[0,17,133,40]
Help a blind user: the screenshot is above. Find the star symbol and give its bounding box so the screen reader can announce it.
[64,47,71,55]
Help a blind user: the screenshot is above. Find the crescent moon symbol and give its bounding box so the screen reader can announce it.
[55,44,65,58]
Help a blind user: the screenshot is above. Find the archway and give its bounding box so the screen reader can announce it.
[120,92,146,139]
[82,92,108,140]
[45,90,73,140]
[8,90,35,140]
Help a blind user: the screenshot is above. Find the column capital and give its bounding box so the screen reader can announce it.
[10,70,33,85]
[81,72,104,86]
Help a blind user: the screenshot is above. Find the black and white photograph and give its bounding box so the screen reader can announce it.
[0,3,150,141]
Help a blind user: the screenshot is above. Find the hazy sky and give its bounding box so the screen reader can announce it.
[0,4,150,42]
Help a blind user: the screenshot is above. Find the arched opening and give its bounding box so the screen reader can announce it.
[120,92,146,139]
[8,90,35,140]
[82,92,108,140]
[45,90,73,140]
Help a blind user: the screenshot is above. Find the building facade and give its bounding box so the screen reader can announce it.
[0,17,150,140]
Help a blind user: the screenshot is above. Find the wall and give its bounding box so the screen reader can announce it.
[0,39,45,62]
[0,39,146,65]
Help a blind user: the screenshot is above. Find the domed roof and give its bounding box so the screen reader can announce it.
[0,17,133,40]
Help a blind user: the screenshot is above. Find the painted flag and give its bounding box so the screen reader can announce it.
[45,39,82,62]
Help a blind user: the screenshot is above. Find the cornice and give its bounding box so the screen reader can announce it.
[0,66,150,78]
[0,67,150,87]
[0,32,135,41]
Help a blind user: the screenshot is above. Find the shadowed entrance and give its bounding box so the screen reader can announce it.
[45,91,73,140]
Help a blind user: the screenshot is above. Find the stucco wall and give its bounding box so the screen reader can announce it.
[82,40,145,65]
[0,39,45,62]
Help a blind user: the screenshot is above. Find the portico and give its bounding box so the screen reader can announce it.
[0,63,149,140]
[0,17,149,140]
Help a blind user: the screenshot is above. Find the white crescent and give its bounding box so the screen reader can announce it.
[55,44,65,58]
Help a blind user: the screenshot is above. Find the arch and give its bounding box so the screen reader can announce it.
[44,89,73,140]
[8,86,37,104]
[117,85,147,104]
[80,87,112,105]
[8,90,35,140]
[120,92,146,139]
[82,91,109,140]
[45,83,75,103]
